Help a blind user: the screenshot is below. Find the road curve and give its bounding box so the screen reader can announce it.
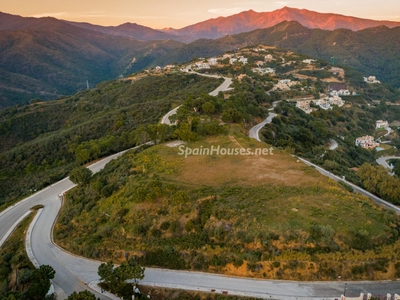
[0,148,135,299]
[161,105,181,125]
[377,156,400,169]
[248,112,277,141]
[2,79,400,298]
[161,72,233,124]
[249,101,280,141]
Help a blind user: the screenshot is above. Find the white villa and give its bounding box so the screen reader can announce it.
[264,54,273,62]
[295,96,344,114]
[328,96,344,107]
[252,67,275,75]
[272,79,300,91]
[330,89,351,97]
[302,59,316,64]
[208,58,218,65]
[364,76,381,84]
[193,62,210,69]
[164,64,176,69]
[296,101,313,114]
[238,56,248,64]
[376,120,389,129]
[316,99,331,110]
[355,135,379,149]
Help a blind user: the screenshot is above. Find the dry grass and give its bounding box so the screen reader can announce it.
[161,135,320,188]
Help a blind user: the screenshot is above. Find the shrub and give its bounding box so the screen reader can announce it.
[160,221,170,230]
[272,261,281,268]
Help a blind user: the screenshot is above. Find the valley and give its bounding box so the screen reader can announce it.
[1,6,400,298]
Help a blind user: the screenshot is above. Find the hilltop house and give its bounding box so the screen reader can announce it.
[364,76,381,84]
[376,120,389,129]
[330,89,351,97]
[316,99,331,110]
[238,56,248,64]
[302,59,316,64]
[252,67,275,75]
[208,58,218,65]
[355,135,379,149]
[296,101,312,114]
[264,54,273,62]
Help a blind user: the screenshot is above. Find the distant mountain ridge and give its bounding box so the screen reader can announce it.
[0,13,183,108]
[1,9,400,108]
[2,7,400,42]
[154,20,400,88]
[165,7,400,39]
[66,21,189,42]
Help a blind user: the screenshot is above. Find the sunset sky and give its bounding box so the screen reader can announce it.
[1,0,400,28]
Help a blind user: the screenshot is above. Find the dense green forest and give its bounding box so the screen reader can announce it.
[0,18,184,108]
[0,73,221,207]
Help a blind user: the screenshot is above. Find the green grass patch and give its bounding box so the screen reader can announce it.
[54,133,400,281]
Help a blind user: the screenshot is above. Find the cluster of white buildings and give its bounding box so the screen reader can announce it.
[229,56,248,65]
[252,67,275,75]
[329,89,353,97]
[295,96,344,114]
[355,120,391,149]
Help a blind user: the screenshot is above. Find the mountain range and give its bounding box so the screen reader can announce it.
[162,7,400,40]
[1,7,400,108]
[0,12,183,108]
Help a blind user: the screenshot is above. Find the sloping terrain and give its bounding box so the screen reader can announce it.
[0,16,183,108]
[55,133,400,280]
[156,21,400,88]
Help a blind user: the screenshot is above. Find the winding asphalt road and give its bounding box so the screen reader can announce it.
[248,112,277,142]
[161,71,233,125]
[247,105,400,216]
[1,75,400,298]
[377,156,400,169]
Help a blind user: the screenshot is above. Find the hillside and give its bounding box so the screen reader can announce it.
[55,133,400,280]
[0,15,183,108]
[165,7,400,39]
[2,11,400,108]
[157,21,400,88]
[0,72,220,206]
[1,44,400,282]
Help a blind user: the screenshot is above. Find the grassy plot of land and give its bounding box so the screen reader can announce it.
[55,132,400,281]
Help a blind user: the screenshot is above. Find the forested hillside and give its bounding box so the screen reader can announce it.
[0,17,183,108]
[0,73,220,207]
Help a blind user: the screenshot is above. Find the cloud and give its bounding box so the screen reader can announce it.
[30,12,68,18]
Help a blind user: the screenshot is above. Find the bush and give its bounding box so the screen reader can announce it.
[160,221,170,230]
[272,261,281,268]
